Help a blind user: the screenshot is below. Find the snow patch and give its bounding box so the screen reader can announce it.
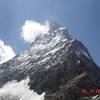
[0,77,45,100]
[92,95,98,99]
[69,39,75,43]
[77,60,80,64]
[44,47,60,56]
[38,57,50,64]
[82,51,91,60]
[75,51,91,60]
[62,38,68,42]
[48,35,61,48]
[46,66,51,69]
[31,44,46,51]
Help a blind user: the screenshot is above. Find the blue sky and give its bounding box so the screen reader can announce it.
[0,0,100,66]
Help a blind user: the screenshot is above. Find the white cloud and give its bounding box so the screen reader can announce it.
[21,20,50,43]
[0,40,15,64]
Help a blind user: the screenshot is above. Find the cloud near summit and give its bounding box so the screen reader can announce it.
[21,20,50,43]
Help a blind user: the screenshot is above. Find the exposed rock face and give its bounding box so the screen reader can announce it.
[0,21,100,100]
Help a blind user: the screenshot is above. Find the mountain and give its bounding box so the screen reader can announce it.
[0,21,100,100]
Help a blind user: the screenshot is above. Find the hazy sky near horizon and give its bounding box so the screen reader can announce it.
[0,0,100,66]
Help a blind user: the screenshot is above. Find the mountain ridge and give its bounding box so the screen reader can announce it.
[0,21,100,100]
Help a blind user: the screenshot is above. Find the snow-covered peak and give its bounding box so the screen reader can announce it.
[27,21,76,62]
[30,25,73,51]
[31,21,72,44]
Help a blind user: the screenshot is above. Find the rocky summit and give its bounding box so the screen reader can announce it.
[0,21,100,100]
